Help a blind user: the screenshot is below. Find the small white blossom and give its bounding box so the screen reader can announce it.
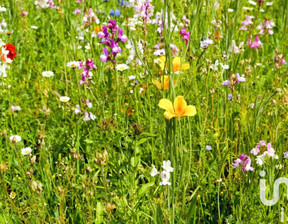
[42,71,54,77]
[21,147,32,156]
[59,96,70,103]
[9,135,22,143]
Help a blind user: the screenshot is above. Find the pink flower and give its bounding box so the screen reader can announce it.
[247,35,263,51]
[73,8,81,15]
[239,16,253,31]
[179,27,190,44]
[233,154,254,173]
[20,11,28,17]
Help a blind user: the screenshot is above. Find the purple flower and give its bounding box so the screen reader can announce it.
[228,94,233,100]
[98,20,127,63]
[233,154,254,173]
[179,27,190,44]
[77,59,97,87]
[110,9,121,17]
[222,80,231,87]
[100,48,109,62]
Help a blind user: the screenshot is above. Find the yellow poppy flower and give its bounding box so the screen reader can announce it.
[158,56,190,73]
[152,75,170,90]
[158,96,196,119]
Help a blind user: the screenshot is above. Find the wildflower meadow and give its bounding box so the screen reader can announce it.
[1,0,288,223]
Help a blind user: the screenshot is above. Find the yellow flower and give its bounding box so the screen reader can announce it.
[152,75,170,90]
[158,96,197,119]
[158,56,190,73]
[9,192,16,199]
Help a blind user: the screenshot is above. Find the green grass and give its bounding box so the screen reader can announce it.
[0,0,288,223]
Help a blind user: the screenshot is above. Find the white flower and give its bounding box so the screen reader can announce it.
[85,43,91,51]
[83,112,90,121]
[221,64,230,70]
[154,49,165,56]
[276,164,283,170]
[256,153,266,165]
[210,60,219,70]
[159,171,171,185]
[11,104,21,111]
[89,112,96,120]
[67,61,80,68]
[200,38,214,49]
[116,64,129,71]
[130,89,134,93]
[243,7,253,10]
[0,6,6,12]
[31,26,38,29]
[283,152,288,159]
[9,135,21,143]
[150,165,159,176]
[59,96,70,102]
[0,63,9,77]
[228,8,234,12]
[248,0,257,5]
[216,178,222,182]
[162,160,174,173]
[42,71,54,77]
[128,75,136,80]
[266,2,273,6]
[21,147,32,156]
[250,147,260,155]
[74,105,82,114]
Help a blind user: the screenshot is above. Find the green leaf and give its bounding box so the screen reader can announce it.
[138,182,154,196]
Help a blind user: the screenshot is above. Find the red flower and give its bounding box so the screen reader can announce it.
[1,43,17,62]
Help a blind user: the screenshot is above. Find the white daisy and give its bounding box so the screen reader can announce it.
[116,64,129,71]
[21,147,32,156]
[59,96,70,102]
[42,71,54,77]
[67,61,80,68]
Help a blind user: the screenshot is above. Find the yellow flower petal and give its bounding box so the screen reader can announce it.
[164,111,175,119]
[173,96,187,116]
[152,79,162,89]
[159,99,174,114]
[184,105,197,117]
[163,75,170,89]
[159,56,166,70]
[182,63,190,70]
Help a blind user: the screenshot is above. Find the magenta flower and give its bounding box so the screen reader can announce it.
[77,59,97,89]
[179,27,190,44]
[98,20,127,63]
[233,154,254,173]
[247,35,263,51]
